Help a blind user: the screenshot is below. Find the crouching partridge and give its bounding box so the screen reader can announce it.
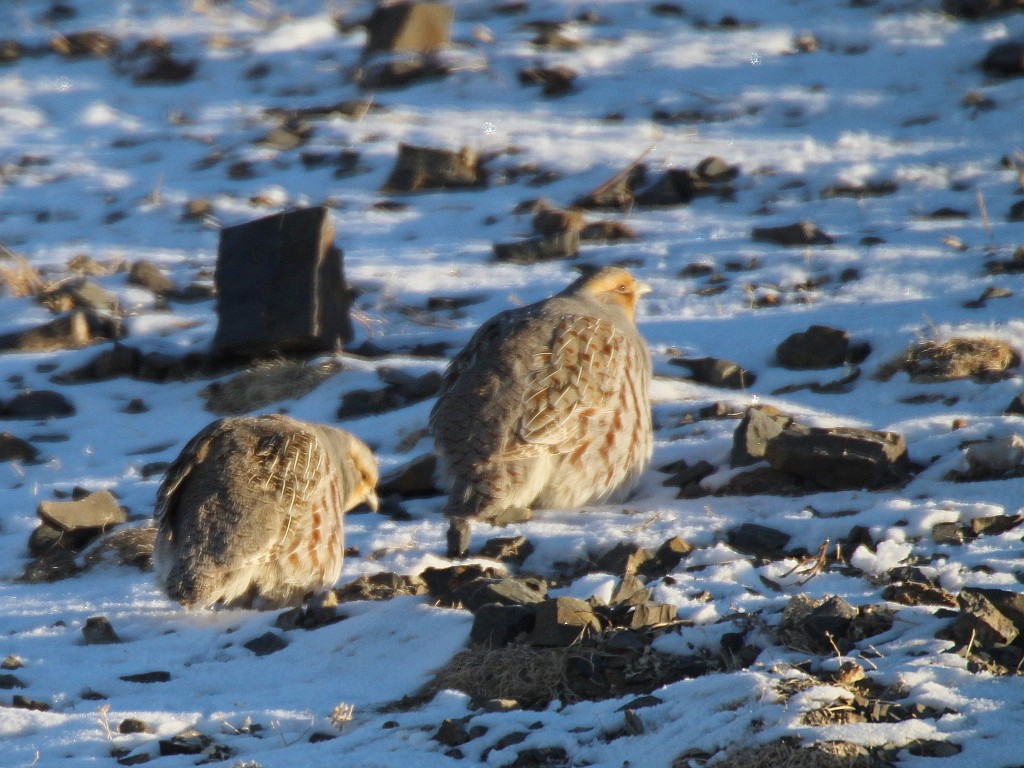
[154,414,378,608]
[430,266,653,523]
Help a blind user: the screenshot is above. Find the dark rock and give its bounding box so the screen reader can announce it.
[213,206,353,358]
[529,597,601,646]
[493,232,580,264]
[0,432,38,463]
[39,279,118,313]
[764,426,910,490]
[51,31,118,57]
[0,311,119,353]
[257,121,313,151]
[381,143,486,193]
[127,260,174,295]
[610,574,651,606]
[0,40,24,63]
[715,466,807,496]
[518,65,577,96]
[950,589,1019,646]
[776,325,851,369]
[12,695,50,712]
[447,517,471,558]
[634,159,738,206]
[804,595,858,645]
[0,673,26,689]
[356,56,452,89]
[27,522,67,557]
[243,631,288,656]
[364,2,453,55]
[821,180,898,199]
[2,390,75,420]
[337,387,403,418]
[82,616,122,645]
[669,356,755,389]
[981,40,1024,77]
[932,521,968,545]
[37,490,126,533]
[943,0,1024,18]
[971,514,1024,536]
[118,718,153,734]
[378,367,443,399]
[52,343,140,383]
[334,571,426,602]
[119,671,171,684]
[377,453,440,499]
[731,405,794,467]
[422,564,501,605]
[1009,200,1024,222]
[645,536,693,576]
[751,220,834,246]
[727,522,791,556]
[595,542,654,576]
[530,200,584,237]
[660,458,715,498]
[433,718,472,747]
[158,729,214,757]
[470,603,536,645]
[478,535,534,565]
[881,582,958,608]
[506,747,569,767]
[629,602,678,628]
[459,578,547,611]
[580,219,637,241]
[573,160,647,210]
[131,49,197,85]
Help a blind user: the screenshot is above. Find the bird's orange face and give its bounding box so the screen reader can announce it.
[348,439,380,512]
[578,267,652,321]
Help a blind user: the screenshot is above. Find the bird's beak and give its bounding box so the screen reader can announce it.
[636,280,653,297]
[365,488,380,513]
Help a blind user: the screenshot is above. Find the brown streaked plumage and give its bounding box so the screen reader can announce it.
[154,414,378,609]
[429,266,653,521]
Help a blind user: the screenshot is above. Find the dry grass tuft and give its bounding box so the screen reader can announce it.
[876,336,1018,382]
[0,256,46,298]
[202,358,341,415]
[693,738,876,768]
[431,644,578,708]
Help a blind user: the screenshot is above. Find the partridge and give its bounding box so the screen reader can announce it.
[430,266,653,521]
[154,414,378,609]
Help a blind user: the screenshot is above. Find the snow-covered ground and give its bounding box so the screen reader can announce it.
[2,0,1024,765]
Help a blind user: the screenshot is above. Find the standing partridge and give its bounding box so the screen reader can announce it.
[154,414,378,609]
[430,266,653,522]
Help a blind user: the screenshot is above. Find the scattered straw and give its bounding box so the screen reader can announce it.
[0,256,46,298]
[697,738,875,768]
[876,336,1019,382]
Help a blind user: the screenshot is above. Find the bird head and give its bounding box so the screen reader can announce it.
[570,266,652,322]
[347,436,380,512]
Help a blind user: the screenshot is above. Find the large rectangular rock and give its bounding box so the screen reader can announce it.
[364,3,453,56]
[212,207,353,358]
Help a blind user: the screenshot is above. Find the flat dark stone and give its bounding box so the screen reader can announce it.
[765,425,910,490]
[751,220,834,246]
[381,143,486,193]
[731,405,794,467]
[775,325,851,369]
[727,522,791,556]
[470,603,536,646]
[243,631,288,657]
[82,616,122,645]
[119,671,171,684]
[37,489,126,532]
[670,356,756,389]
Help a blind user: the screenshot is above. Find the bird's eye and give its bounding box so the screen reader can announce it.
[616,283,629,293]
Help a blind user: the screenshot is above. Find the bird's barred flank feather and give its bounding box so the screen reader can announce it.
[430,266,653,521]
[153,414,378,609]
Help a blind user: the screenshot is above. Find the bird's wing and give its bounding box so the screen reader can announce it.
[509,313,630,458]
[154,418,229,536]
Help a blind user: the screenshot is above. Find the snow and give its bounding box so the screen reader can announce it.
[0,0,1023,765]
